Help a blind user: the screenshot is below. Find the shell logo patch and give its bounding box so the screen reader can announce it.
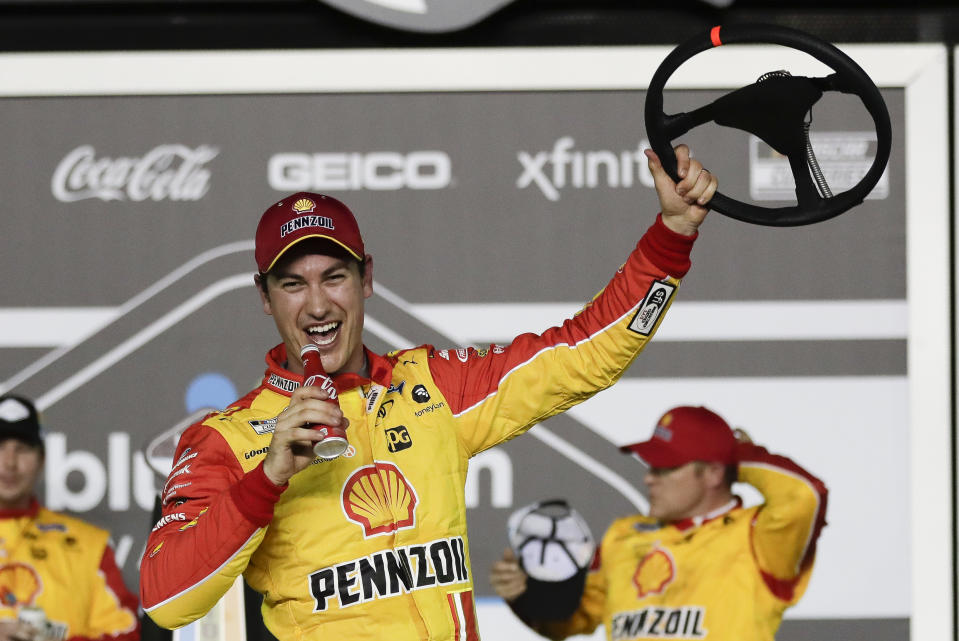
[342,462,418,537]
[633,546,676,598]
[292,197,315,214]
[0,562,42,606]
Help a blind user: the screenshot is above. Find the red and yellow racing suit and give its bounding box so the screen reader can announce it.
[0,499,140,641]
[140,216,696,640]
[523,443,828,641]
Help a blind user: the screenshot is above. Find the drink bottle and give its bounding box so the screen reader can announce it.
[300,344,349,460]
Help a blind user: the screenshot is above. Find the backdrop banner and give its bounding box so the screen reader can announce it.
[0,45,947,641]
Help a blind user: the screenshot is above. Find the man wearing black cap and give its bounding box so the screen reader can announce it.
[0,394,140,641]
[140,147,718,640]
[492,405,828,641]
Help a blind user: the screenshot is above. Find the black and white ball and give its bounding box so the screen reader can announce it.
[506,499,595,620]
[508,498,595,580]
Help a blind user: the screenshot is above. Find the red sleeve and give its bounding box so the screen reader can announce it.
[139,422,285,616]
[639,213,698,278]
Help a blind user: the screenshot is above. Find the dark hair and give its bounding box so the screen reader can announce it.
[256,243,366,295]
[692,461,738,489]
[723,463,738,488]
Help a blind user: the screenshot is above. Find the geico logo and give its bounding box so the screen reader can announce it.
[43,433,156,513]
[516,137,656,201]
[268,152,451,191]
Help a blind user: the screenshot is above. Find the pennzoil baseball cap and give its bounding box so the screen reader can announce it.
[255,192,365,273]
[620,406,736,468]
[0,395,43,446]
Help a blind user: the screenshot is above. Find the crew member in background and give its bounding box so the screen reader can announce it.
[139,146,718,640]
[491,405,828,641]
[0,394,139,641]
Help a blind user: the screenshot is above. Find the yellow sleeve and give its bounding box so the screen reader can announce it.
[82,544,140,640]
[427,242,682,455]
[738,442,828,585]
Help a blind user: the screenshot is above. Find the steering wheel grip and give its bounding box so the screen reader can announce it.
[645,23,892,226]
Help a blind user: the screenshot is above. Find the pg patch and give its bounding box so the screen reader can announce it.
[628,281,676,336]
[385,426,413,452]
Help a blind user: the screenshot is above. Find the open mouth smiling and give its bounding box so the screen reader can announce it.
[307,321,340,346]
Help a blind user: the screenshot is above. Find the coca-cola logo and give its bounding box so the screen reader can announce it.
[305,373,338,400]
[51,144,218,202]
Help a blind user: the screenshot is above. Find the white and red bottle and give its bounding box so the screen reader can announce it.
[300,344,349,460]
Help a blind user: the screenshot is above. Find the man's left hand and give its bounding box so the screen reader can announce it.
[646,144,718,237]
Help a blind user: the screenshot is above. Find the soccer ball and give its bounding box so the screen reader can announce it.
[506,499,596,620]
[507,499,595,582]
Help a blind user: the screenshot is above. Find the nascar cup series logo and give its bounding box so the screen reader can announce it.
[342,462,417,537]
[52,144,218,202]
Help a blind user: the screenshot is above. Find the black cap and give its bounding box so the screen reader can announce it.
[0,395,43,446]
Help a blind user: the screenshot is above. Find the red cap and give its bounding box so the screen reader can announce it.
[620,406,736,468]
[254,192,365,273]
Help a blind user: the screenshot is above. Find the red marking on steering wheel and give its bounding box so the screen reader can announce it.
[710,26,723,47]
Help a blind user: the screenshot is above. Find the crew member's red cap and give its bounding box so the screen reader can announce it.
[254,192,365,273]
[619,406,736,467]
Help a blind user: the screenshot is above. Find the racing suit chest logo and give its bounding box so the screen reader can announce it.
[634,546,676,597]
[342,462,418,537]
[0,562,42,605]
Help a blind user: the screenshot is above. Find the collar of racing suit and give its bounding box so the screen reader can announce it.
[670,496,742,532]
[0,495,40,520]
[263,343,393,396]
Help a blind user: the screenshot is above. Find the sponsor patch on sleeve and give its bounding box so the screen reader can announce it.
[249,418,278,435]
[628,281,676,336]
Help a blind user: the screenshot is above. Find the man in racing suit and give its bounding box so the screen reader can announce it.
[0,395,140,641]
[139,146,718,640]
[491,405,828,641]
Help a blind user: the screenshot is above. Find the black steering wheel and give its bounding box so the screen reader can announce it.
[645,23,892,226]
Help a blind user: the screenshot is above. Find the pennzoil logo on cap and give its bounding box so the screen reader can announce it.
[653,425,673,442]
[280,213,335,238]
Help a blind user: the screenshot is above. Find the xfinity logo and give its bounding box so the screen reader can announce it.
[517,137,655,201]
[268,151,452,191]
